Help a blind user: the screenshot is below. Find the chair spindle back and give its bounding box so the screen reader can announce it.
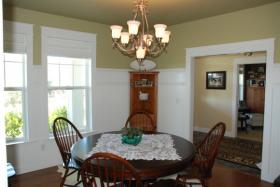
[53,117,83,166]
[81,152,142,187]
[195,122,226,177]
[125,111,155,133]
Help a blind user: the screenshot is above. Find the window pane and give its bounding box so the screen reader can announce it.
[73,64,86,86]
[4,91,24,139]
[4,53,25,87]
[73,58,89,86]
[48,89,86,132]
[47,56,89,87]
[48,64,59,87]
[60,64,73,86]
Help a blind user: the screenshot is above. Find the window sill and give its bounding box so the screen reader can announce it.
[6,140,26,146]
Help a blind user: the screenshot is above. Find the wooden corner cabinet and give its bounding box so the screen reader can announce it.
[129,71,159,130]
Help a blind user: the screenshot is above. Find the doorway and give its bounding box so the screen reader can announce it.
[236,59,266,142]
[185,38,275,182]
[192,52,264,176]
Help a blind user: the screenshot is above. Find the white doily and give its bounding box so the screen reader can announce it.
[87,134,181,160]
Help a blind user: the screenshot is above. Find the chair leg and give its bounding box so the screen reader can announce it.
[76,170,80,182]
[176,175,197,187]
[201,179,208,187]
[60,167,69,187]
[245,120,249,134]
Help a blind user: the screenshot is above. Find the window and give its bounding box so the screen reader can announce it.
[4,53,26,141]
[48,56,91,132]
[3,21,33,143]
[42,27,96,134]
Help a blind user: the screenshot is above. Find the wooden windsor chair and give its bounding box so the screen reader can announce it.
[125,111,156,133]
[80,152,143,187]
[149,122,226,187]
[53,117,83,187]
[176,122,226,187]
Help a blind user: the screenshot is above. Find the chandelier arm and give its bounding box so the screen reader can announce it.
[113,40,136,54]
[118,48,135,57]
[147,38,162,52]
[147,43,167,57]
[148,48,164,57]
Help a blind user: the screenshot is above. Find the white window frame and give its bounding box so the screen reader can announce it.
[4,53,27,142]
[3,21,33,143]
[41,27,96,135]
[47,57,91,132]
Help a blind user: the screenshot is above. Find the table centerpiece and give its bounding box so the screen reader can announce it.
[121,127,143,146]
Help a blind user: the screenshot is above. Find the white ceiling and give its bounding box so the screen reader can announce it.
[3,0,280,26]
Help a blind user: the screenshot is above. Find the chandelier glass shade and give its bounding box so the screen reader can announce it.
[110,0,171,62]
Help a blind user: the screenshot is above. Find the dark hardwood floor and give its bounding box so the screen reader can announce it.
[10,163,273,187]
[10,166,61,187]
[209,164,272,187]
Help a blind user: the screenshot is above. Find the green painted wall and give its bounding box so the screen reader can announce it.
[3,6,131,68]
[4,2,280,68]
[156,2,280,68]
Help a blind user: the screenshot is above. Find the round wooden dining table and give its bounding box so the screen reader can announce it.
[71,132,196,180]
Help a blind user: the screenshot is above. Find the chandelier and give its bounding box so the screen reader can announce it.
[110,0,171,63]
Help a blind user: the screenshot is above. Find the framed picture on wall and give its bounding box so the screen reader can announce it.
[206,71,226,89]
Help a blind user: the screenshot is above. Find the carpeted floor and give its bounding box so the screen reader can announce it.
[237,128,263,142]
[193,131,262,176]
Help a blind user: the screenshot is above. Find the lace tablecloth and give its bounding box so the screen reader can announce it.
[87,133,181,160]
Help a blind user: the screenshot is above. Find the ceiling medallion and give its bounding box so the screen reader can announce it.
[110,0,171,63]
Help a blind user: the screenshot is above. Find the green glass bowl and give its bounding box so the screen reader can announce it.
[122,135,142,145]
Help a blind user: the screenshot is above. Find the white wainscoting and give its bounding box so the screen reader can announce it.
[157,69,189,139]
[6,138,61,174]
